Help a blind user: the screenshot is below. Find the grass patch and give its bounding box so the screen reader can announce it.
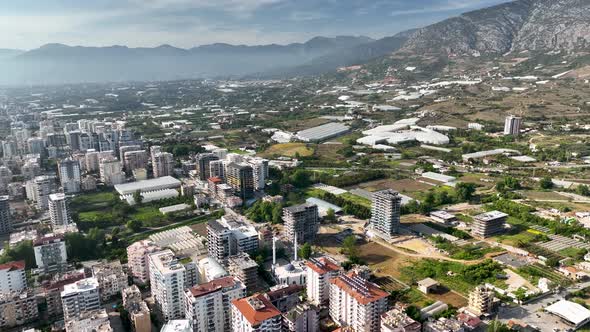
[339,193,371,208]
[399,259,504,295]
[70,191,117,213]
[263,143,314,157]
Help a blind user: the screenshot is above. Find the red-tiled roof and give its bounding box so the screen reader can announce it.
[232,293,281,327]
[0,260,25,271]
[208,177,223,184]
[329,272,389,305]
[306,257,340,275]
[189,276,237,298]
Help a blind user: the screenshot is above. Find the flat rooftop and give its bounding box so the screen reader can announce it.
[114,176,181,195]
[474,210,509,222]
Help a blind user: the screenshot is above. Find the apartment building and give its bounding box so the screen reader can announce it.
[184,276,246,332]
[329,273,389,332]
[207,216,259,263]
[231,293,282,332]
[61,277,101,320]
[306,256,341,306]
[225,162,254,200]
[92,260,128,301]
[48,193,72,226]
[0,261,26,293]
[33,234,67,273]
[370,189,402,239]
[122,285,152,332]
[58,158,81,193]
[227,253,258,292]
[127,240,161,284]
[0,291,39,329]
[65,309,112,332]
[149,249,186,321]
[283,203,319,243]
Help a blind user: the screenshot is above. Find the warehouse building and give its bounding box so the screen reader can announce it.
[296,122,350,142]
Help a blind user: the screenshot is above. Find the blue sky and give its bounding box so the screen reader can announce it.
[1,0,511,50]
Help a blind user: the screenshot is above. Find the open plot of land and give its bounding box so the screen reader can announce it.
[395,237,442,257]
[519,190,574,201]
[70,191,117,212]
[458,173,496,189]
[262,143,314,157]
[190,222,208,238]
[504,269,536,292]
[354,178,432,197]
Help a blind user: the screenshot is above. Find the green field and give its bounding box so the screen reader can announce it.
[70,191,117,213]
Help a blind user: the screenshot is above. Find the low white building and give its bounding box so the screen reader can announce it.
[545,300,590,329]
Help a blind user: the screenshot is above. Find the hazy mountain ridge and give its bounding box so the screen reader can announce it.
[0,36,374,84]
[402,0,590,55]
[259,30,416,78]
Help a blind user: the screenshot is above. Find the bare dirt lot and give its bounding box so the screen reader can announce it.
[354,178,432,197]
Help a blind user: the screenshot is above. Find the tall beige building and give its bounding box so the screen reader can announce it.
[468,285,495,316]
[127,240,161,284]
[122,285,152,332]
[153,152,175,178]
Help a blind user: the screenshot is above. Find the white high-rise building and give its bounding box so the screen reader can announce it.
[209,160,226,180]
[149,249,186,321]
[153,152,175,178]
[504,115,522,136]
[246,157,269,190]
[207,216,259,263]
[48,193,71,226]
[306,257,341,306]
[329,273,389,332]
[58,158,81,193]
[26,176,55,210]
[231,294,282,332]
[0,261,26,293]
[369,189,402,239]
[61,277,101,320]
[99,157,125,186]
[127,240,161,284]
[184,276,246,332]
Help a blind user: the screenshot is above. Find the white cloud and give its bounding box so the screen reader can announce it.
[129,0,283,16]
[288,11,330,22]
[390,0,506,16]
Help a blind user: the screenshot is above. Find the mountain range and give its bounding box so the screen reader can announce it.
[1,0,589,85]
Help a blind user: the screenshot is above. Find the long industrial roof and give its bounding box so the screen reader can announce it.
[545,300,590,327]
[115,176,181,195]
[296,122,350,141]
